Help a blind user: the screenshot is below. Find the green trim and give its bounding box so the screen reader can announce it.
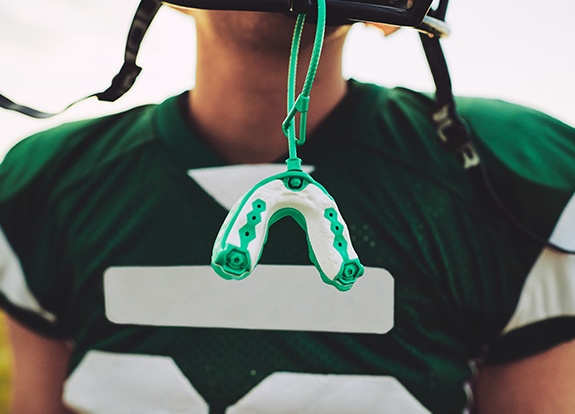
[324,208,350,261]
[238,199,266,249]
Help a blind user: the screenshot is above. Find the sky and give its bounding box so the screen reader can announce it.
[0,0,574,157]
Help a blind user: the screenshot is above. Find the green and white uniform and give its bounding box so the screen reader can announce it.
[1,80,574,413]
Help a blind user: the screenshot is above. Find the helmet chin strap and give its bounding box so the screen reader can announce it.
[0,0,161,118]
[421,0,575,255]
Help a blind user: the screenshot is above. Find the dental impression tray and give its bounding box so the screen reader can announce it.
[211,0,364,290]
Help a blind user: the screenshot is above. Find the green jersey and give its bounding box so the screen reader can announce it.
[1,80,574,413]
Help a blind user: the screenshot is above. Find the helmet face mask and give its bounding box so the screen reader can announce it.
[161,0,433,26]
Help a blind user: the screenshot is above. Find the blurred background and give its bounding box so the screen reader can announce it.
[0,0,574,410]
[1,0,574,158]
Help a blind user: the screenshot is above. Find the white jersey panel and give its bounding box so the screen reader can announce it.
[64,351,430,414]
[104,265,394,334]
[228,372,430,414]
[503,192,575,333]
[0,226,56,322]
[63,350,209,414]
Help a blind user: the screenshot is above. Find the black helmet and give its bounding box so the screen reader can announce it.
[162,0,433,27]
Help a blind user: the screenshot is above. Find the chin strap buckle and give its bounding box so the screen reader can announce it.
[432,103,481,170]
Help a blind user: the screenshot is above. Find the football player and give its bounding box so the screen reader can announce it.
[1,1,574,413]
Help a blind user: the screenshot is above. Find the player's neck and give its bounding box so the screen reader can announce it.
[188,27,349,164]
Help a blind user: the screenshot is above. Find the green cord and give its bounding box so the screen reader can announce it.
[283,0,327,171]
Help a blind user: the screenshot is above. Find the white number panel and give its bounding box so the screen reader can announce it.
[64,351,430,413]
[228,371,430,414]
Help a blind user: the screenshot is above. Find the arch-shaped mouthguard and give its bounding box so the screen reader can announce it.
[211,170,364,291]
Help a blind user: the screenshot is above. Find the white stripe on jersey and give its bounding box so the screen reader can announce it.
[64,350,208,414]
[228,372,430,414]
[503,192,575,333]
[104,265,394,334]
[65,351,430,414]
[0,226,56,322]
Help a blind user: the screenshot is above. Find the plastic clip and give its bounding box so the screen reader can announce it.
[282,94,310,145]
[432,104,480,169]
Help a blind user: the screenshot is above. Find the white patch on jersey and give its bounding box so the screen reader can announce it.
[104,265,394,334]
[228,372,430,414]
[63,350,208,414]
[503,192,575,333]
[0,226,56,322]
[64,352,429,414]
[188,164,315,210]
[549,191,575,250]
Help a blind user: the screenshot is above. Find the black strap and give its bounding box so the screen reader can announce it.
[420,32,480,170]
[0,0,161,118]
[430,0,449,21]
[420,1,574,255]
[420,0,479,169]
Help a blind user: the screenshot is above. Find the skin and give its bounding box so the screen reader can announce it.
[186,9,351,163]
[7,319,73,414]
[474,339,575,414]
[5,6,575,413]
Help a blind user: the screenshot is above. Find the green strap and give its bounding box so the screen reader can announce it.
[282,0,327,171]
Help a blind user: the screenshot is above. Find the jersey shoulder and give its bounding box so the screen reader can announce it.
[0,103,158,203]
[358,81,575,180]
[0,101,164,337]
[456,96,575,184]
[353,81,575,226]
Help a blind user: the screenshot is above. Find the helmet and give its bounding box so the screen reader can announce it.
[161,0,433,27]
